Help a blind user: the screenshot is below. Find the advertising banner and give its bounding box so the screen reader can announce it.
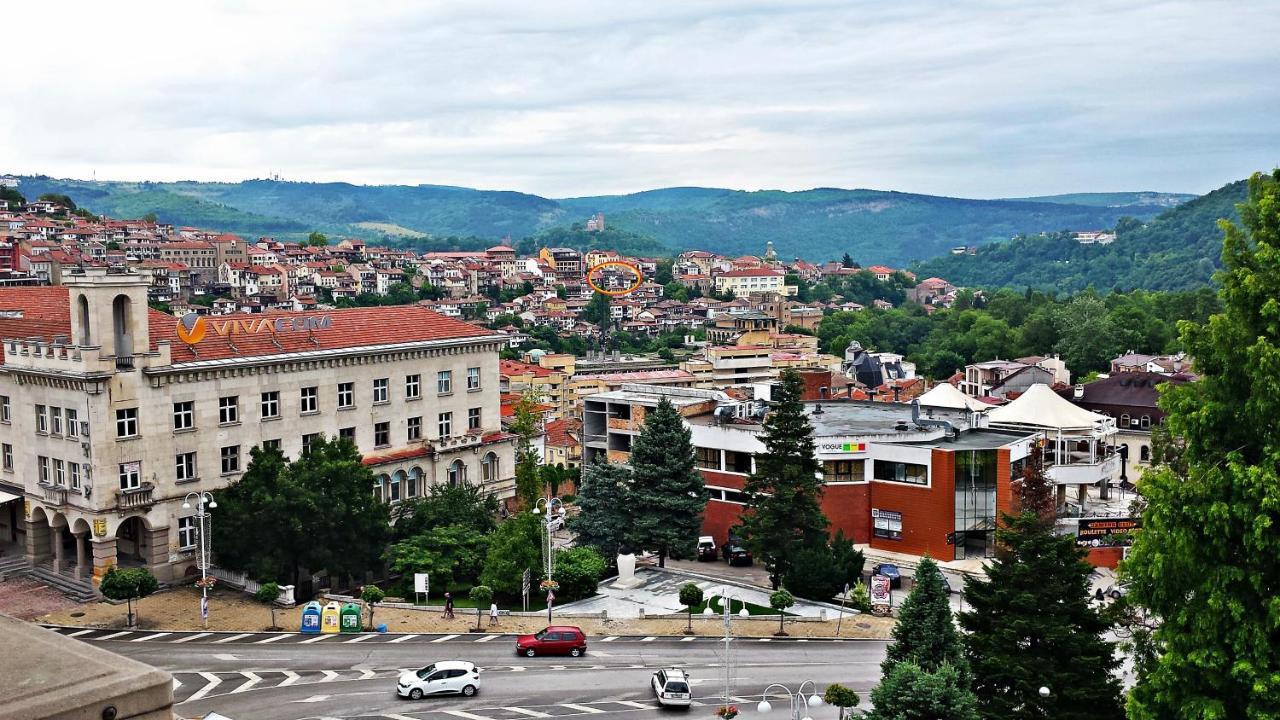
[870,574,892,608]
[1076,518,1141,547]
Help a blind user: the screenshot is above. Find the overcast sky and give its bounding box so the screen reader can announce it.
[3,1,1276,198]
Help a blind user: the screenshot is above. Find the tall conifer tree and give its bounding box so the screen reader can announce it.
[627,398,708,567]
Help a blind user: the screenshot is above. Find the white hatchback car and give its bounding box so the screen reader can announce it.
[397,661,481,700]
[652,668,693,707]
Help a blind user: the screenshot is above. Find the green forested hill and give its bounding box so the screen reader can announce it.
[14,175,1189,264]
[912,179,1248,292]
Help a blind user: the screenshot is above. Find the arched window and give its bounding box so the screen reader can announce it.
[482,453,498,484]
[1139,415,1151,429]
[1120,414,1131,428]
[390,470,405,502]
[77,295,91,345]
[111,294,133,357]
[448,460,466,486]
[408,467,422,498]
[373,475,387,503]
[1140,445,1151,463]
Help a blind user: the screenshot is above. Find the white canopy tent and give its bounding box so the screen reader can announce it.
[988,383,1113,433]
[917,382,990,413]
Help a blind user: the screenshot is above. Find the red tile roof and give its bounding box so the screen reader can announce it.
[544,417,581,448]
[0,287,74,359]
[499,359,555,378]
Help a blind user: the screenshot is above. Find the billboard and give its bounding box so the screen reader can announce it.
[1076,517,1141,547]
[870,574,892,608]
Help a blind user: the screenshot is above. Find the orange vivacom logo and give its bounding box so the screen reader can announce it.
[175,313,207,344]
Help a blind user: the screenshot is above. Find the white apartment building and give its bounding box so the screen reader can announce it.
[714,268,785,296]
[0,268,515,588]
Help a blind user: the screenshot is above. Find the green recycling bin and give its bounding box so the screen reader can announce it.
[340,602,363,633]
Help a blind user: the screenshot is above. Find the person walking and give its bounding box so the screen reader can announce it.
[444,592,455,619]
[489,602,499,627]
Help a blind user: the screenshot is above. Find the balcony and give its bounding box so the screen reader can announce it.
[114,355,135,371]
[1046,454,1121,486]
[116,483,154,513]
[41,485,67,506]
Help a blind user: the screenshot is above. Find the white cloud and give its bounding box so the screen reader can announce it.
[2,0,1276,197]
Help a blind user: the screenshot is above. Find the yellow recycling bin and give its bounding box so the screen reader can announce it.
[321,601,342,634]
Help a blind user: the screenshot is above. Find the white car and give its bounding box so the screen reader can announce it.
[652,668,693,708]
[397,661,481,700]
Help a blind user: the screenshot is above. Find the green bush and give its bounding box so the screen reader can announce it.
[783,532,865,601]
[553,546,607,601]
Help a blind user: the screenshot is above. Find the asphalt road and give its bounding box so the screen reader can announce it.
[72,630,889,720]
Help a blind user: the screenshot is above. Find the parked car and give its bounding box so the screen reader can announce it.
[1106,582,1129,600]
[651,667,693,708]
[545,514,566,533]
[397,661,480,700]
[872,563,902,589]
[725,544,753,567]
[515,626,588,657]
[697,536,718,561]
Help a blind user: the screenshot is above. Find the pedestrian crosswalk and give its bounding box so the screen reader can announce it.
[42,625,863,646]
[344,698,718,720]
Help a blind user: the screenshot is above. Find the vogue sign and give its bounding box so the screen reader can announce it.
[175,312,332,345]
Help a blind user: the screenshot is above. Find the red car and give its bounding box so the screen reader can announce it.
[515,626,588,657]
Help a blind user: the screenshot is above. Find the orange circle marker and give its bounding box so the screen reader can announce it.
[586,260,645,296]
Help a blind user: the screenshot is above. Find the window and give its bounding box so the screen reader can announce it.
[389,472,402,502]
[468,407,481,431]
[300,386,318,414]
[69,462,81,490]
[337,382,354,409]
[301,432,321,455]
[438,412,452,438]
[407,416,422,442]
[173,401,194,431]
[373,378,389,404]
[467,367,481,391]
[407,468,421,498]
[823,459,866,483]
[873,509,903,540]
[448,460,466,486]
[174,452,196,483]
[405,374,421,400]
[119,462,141,490]
[482,453,498,483]
[220,445,240,474]
[178,516,198,551]
[722,489,749,505]
[262,438,281,452]
[339,426,356,442]
[219,396,239,424]
[724,449,752,474]
[373,476,385,504]
[437,370,453,395]
[1140,445,1151,463]
[1140,415,1152,429]
[1,444,11,471]
[0,395,8,423]
[53,459,65,486]
[874,460,928,485]
[66,408,79,438]
[115,408,138,438]
[374,422,390,447]
[1120,414,1131,427]
[36,405,48,433]
[695,446,721,470]
[50,407,63,435]
[38,456,50,484]
[261,391,280,419]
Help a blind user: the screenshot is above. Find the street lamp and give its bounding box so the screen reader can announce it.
[757,681,824,720]
[1039,686,1051,698]
[182,491,216,629]
[703,589,751,706]
[532,496,564,623]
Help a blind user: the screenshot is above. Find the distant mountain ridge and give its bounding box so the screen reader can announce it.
[12,175,1194,265]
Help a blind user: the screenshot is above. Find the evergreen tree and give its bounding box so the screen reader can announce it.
[479,512,543,596]
[583,291,612,331]
[568,461,633,557]
[626,398,709,567]
[882,557,965,673]
[960,447,1123,720]
[868,662,979,720]
[740,369,828,588]
[1124,170,1280,719]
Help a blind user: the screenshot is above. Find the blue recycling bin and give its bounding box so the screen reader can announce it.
[300,601,323,634]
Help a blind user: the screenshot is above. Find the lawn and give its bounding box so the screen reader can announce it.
[684,596,794,617]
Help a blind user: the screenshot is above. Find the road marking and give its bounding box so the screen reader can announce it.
[345,634,377,643]
[383,715,420,720]
[214,654,237,661]
[300,634,331,644]
[503,707,551,717]
[172,632,212,643]
[359,669,377,680]
[255,634,290,643]
[613,701,652,709]
[97,631,133,641]
[293,695,330,703]
[320,670,340,682]
[640,636,656,642]
[213,633,252,644]
[279,671,301,687]
[508,666,526,672]
[230,671,262,694]
[172,677,182,692]
[757,638,771,642]
[432,634,459,643]
[388,634,419,643]
[560,703,606,714]
[680,636,696,642]
[476,634,500,642]
[185,672,222,703]
[443,710,497,720]
[67,629,95,637]
[600,636,618,642]
[133,632,172,642]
